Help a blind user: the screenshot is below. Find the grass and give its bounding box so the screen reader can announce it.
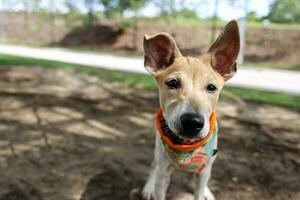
[0,54,156,89]
[0,54,300,110]
[222,87,300,110]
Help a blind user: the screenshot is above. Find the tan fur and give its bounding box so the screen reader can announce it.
[154,54,225,117]
[145,20,240,118]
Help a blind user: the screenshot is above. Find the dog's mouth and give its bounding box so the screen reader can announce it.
[160,116,204,145]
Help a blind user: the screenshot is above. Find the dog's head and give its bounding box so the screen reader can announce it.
[144,20,240,140]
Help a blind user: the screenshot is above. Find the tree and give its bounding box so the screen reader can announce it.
[100,0,146,19]
[100,0,146,30]
[48,0,56,42]
[174,8,198,19]
[152,0,175,17]
[265,0,300,23]
[210,0,220,44]
[64,0,82,28]
[247,11,261,22]
[22,0,30,29]
[85,0,98,26]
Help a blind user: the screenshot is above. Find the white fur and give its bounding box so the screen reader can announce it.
[143,129,218,200]
[143,134,175,200]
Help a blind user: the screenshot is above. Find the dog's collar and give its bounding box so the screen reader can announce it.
[156,107,217,151]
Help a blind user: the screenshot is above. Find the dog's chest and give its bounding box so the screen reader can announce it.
[162,125,218,174]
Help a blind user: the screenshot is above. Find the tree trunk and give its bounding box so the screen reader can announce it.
[49,0,56,43]
[23,0,30,30]
[211,0,220,44]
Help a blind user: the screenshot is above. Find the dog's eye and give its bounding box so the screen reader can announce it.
[206,84,217,93]
[165,79,180,89]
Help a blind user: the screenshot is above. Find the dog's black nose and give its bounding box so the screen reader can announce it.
[180,113,205,137]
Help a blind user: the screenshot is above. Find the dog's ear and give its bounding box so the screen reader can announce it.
[208,20,240,81]
[143,33,182,75]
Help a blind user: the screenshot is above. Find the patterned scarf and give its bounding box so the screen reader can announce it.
[156,108,218,173]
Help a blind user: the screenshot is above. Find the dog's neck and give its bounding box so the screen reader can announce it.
[156,107,217,151]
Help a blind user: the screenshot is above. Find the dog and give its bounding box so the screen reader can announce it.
[142,20,240,200]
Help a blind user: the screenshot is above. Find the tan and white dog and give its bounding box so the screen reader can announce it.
[142,20,240,200]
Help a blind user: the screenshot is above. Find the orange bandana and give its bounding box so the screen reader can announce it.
[156,107,218,173]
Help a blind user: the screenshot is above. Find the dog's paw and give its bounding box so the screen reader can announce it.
[142,189,155,200]
[142,192,155,200]
[129,187,154,200]
[204,187,215,200]
[142,186,155,200]
[142,180,156,200]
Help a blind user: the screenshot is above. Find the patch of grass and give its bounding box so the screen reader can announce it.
[0,54,76,68]
[0,54,156,90]
[0,54,299,110]
[222,87,300,110]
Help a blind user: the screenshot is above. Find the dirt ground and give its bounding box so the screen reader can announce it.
[0,66,299,200]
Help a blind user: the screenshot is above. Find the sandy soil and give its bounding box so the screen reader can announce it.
[0,66,299,200]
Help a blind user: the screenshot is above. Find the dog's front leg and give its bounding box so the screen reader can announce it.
[143,134,174,200]
[194,156,216,200]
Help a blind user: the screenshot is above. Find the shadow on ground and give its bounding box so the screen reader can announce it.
[0,66,299,200]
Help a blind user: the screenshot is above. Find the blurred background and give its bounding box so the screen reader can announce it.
[0,0,299,67]
[0,0,299,200]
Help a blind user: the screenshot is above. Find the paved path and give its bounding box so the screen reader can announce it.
[0,44,299,95]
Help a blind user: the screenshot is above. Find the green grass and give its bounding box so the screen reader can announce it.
[0,54,300,110]
[0,54,156,90]
[222,87,300,110]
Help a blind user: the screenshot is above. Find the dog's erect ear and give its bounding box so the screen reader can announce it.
[143,33,182,75]
[208,20,240,81]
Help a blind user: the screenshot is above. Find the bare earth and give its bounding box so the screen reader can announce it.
[0,66,299,200]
